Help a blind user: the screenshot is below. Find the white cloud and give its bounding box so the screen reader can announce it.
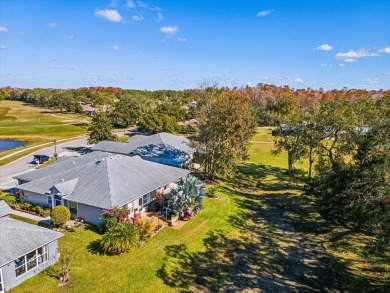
[177,37,187,42]
[295,78,304,83]
[0,45,6,49]
[48,22,58,28]
[95,9,122,22]
[137,1,160,11]
[315,44,333,51]
[344,58,356,62]
[0,26,8,33]
[160,26,179,35]
[378,47,390,54]
[338,63,345,67]
[335,49,378,61]
[157,12,164,21]
[257,10,272,17]
[112,45,119,50]
[126,0,136,8]
[132,14,144,21]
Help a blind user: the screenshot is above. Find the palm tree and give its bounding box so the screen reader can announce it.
[101,221,139,255]
[165,176,206,218]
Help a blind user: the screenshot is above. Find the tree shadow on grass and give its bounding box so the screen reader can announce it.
[72,122,89,128]
[83,223,103,234]
[228,163,304,192]
[157,230,244,292]
[87,239,104,255]
[157,161,389,292]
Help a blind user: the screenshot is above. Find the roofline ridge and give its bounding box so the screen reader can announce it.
[105,158,115,209]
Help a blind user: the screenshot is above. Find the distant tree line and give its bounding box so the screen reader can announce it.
[0,86,201,134]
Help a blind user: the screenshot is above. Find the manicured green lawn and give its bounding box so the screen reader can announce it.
[10,128,389,292]
[0,101,89,162]
[0,100,88,141]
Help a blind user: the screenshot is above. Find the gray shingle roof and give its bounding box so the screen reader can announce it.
[128,132,194,154]
[0,215,63,266]
[91,141,133,155]
[15,151,111,182]
[0,200,12,218]
[18,153,190,209]
[53,178,79,196]
[92,132,194,156]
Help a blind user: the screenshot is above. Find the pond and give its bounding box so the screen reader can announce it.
[0,140,26,153]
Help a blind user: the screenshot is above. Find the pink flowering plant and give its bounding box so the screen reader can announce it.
[100,207,130,231]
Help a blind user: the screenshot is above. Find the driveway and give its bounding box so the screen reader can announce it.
[0,137,90,189]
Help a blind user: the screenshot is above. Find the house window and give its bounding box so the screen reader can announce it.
[37,246,48,264]
[69,201,77,215]
[47,196,53,208]
[26,251,37,271]
[15,245,48,278]
[138,192,156,210]
[15,257,26,277]
[0,268,3,293]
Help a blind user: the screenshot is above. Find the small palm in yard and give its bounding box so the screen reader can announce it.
[101,221,139,255]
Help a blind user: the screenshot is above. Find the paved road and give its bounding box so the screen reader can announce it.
[0,131,127,190]
[0,137,90,189]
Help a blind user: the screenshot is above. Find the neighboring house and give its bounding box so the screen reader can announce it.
[0,201,63,292]
[15,152,190,225]
[83,104,109,116]
[92,132,195,168]
[84,106,96,116]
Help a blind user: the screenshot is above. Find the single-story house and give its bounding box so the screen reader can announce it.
[15,152,190,225]
[92,132,194,168]
[84,106,96,116]
[0,200,63,292]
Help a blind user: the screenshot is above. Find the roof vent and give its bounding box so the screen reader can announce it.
[60,179,65,182]
[72,162,75,164]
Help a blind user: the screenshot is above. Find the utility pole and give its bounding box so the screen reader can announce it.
[54,140,57,160]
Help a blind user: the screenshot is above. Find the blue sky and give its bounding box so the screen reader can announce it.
[0,0,389,90]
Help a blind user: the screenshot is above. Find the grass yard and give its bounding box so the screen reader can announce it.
[10,128,390,292]
[0,100,89,161]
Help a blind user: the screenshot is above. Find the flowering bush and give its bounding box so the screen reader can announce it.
[100,207,130,231]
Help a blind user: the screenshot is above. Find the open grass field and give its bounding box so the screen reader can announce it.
[0,100,89,160]
[10,128,390,292]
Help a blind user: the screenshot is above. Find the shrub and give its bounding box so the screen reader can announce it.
[207,186,218,198]
[100,207,130,232]
[0,194,19,205]
[136,219,154,243]
[20,202,32,210]
[101,221,139,255]
[51,206,71,228]
[42,209,51,218]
